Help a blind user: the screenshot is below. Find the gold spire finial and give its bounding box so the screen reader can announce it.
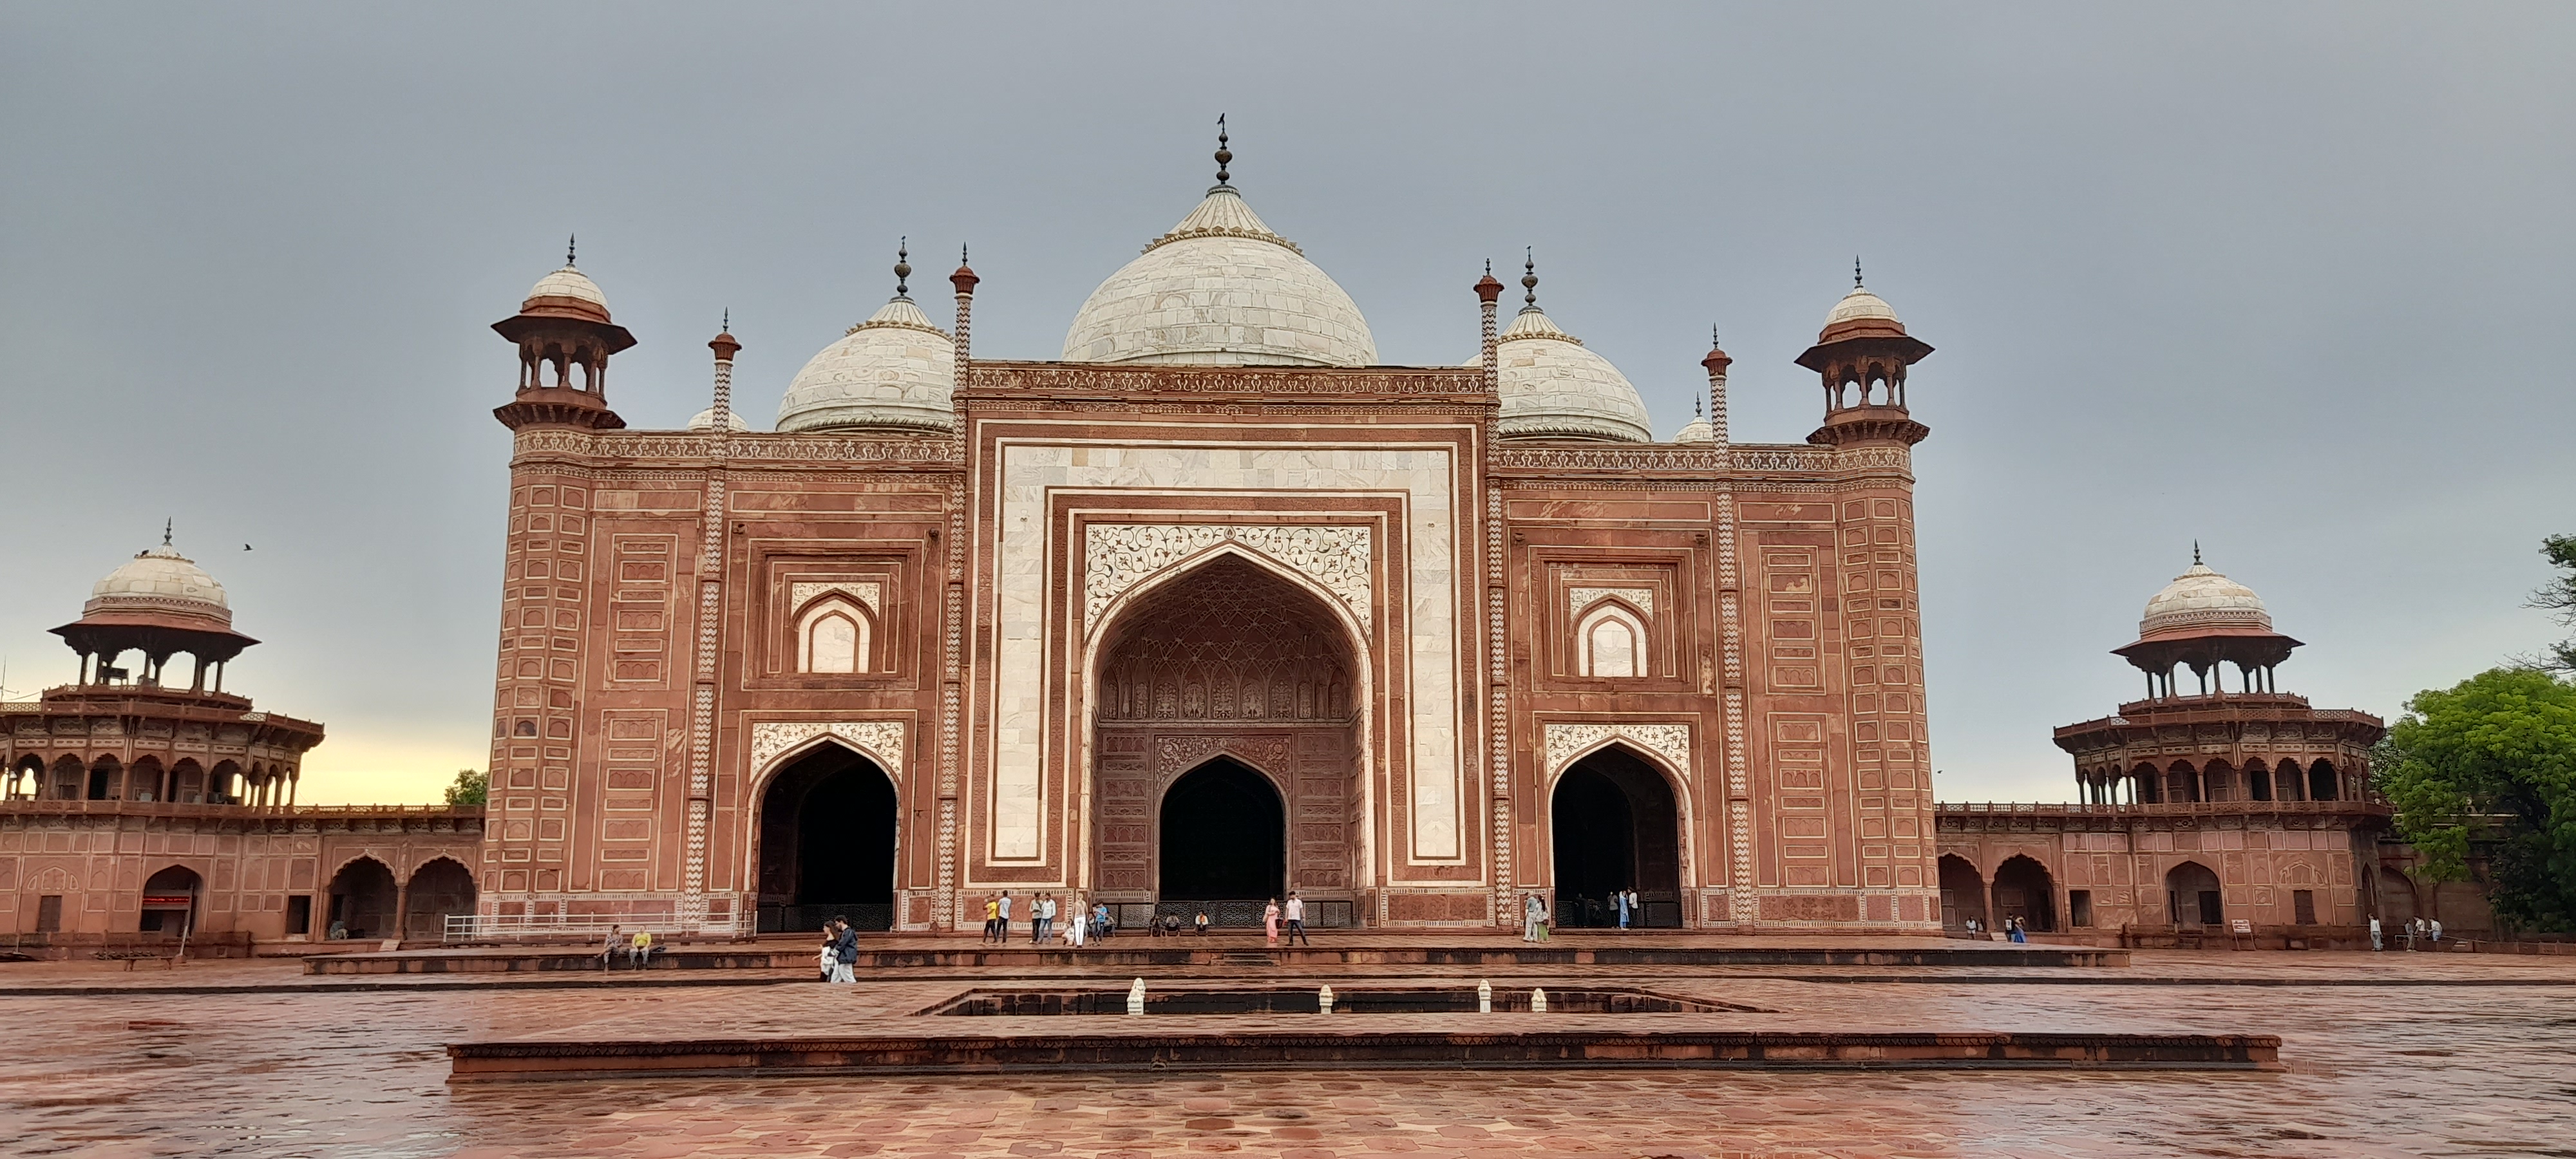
[1214,114,1231,185]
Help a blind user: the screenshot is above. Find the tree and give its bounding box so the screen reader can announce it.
[2533,534,2576,674]
[2374,668,2576,932]
[444,768,489,807]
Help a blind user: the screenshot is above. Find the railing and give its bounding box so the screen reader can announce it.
[0,799,481,820]
[757,903,895,934]
[1104,899,1358,932]
[1937,800,2389,817]
[442,912,744,943]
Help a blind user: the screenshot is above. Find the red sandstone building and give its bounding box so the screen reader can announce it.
[475,139,1946,936]
[1,540,482,956]
[1936,556,2403,947]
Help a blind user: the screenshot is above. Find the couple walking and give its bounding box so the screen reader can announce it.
[816,917,858,983]
[1261,892,1312,947]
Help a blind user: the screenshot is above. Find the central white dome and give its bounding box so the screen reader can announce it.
[1062,186,1376,367]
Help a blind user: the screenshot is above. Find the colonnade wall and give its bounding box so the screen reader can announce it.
[1935,802,2385,948]
[0,802,482,956]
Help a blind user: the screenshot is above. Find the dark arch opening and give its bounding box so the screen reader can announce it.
[1158,757,1285,902]
[756,744,898,932]
[402,858,479,941]
[2165,860,2224,927]
[1938,854,1989,931]
[327,857,396,940]
[1550,746,1683,928]
[139,865,200,936]
[1991,855,2056,932]
[2307,759,2339,802]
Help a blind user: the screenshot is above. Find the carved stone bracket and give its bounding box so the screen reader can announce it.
[1084,523,1372,637]
[749,720,907,781]
[1542,721,1692,778]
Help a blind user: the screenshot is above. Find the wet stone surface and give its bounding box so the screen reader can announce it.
[1,952,2571,1157]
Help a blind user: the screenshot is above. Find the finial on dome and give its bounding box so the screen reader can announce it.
[567,234,577,268]
[894,238,911,298]
[1214,114,1231,186]
[1521,249,1539,309]
[723,308,729,331]
[162,518,172,548]
[1694,395,1703,417]
[1853,256,1862,288]
[2193,540,2202,566]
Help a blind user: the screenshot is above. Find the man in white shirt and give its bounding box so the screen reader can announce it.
[1283,892,1311,947]
[1034,894,1055,944]
[2369,915,2383,951]
[998,891,1014,943]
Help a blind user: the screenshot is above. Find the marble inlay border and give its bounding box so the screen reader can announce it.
[1542,721,1692,778]
[788,581,882,616]
[1083,523,1372,637]
[1568,586,1655,618]
[749,721,907,781]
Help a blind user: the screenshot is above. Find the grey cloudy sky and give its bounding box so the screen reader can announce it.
[5,3,2570,804]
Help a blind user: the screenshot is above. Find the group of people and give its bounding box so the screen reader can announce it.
[598,924,658,970]
[1959,916,2032,942]
[978,891,1117,945]
[1261,894,1312,946]
[2368,915,2443,951]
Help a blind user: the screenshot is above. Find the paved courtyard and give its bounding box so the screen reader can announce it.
[2,950,2570,1158]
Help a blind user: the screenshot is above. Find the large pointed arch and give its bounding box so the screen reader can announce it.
[748,734,902,932]
[1546,739,1691,927]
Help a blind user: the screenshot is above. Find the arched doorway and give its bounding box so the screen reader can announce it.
[1157,757,1286,909]
[1991,855,2056,932]
[403,858,478,941]
[1550,746,1683,927]
[1938,854,1988,932]
[755,743,898,932]
[2165,861,2223,928]
[139,865,200,937]
[327,858,396,939]
[1090,553,1363,923]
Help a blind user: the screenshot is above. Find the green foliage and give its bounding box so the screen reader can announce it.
[2375,668,2576,931]
[2535,534,2576,674]
[444,768,489,807]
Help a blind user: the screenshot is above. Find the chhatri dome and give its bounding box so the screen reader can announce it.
[1466,257,1654,443]
[687,406,751,432]
[776,243,957,434]
[2137,549,2273,641]
[1062,121,1378,367]
[86,540,233,627]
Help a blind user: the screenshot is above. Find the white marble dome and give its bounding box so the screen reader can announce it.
[88,545,231,622]
[1824,285,1898,328]
[1466,306,1653,442]
[688,407,752,432]
[524,265,608,312]
[1673,414,1715,445]
[1062,187,1377,367]
[777,297,956,433]
[2139,560,2271,638]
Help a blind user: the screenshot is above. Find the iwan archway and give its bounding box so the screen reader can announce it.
[1088,552,1365,925]
[755,742,898,932]
[1549,745,1683,927]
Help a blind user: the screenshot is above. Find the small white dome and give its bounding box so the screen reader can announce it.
[2139,560,2272,638]
[688,407,752,432]
[88,545,231,621]
[525,265,607,312]
[1466,306,1653,442]
[777,297,956,434]
[1673,415,1715,445]
[1825,285,1898,327]
[1063,187,1377,367]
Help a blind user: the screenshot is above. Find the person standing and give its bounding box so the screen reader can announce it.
[2009,917,2028,943]
[1615,889,1632,930]
[1263,898,1282,947]
[1522,893,1546,943]
[830,918,858,983]
[2430,918,2443,946]
[602,924,623,972]
[997,891,1014,943]
[2369,915,2383,951]
[818,920,838,981]
[1283,891,1311,947]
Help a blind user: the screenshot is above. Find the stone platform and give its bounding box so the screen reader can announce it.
[315,931,2128,974]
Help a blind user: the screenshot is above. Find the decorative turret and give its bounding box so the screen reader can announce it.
[2113,547,2302,699]
[1799,260,1930,447]
[50,526,257,692]
[492,238,635,431]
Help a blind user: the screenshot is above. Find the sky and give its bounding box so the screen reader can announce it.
[3,3,2571,806]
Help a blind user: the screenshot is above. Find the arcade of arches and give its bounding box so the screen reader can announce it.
[323,856,480,941]
[1089,556,1362,911]
[755,744,900,931]
[1549,746,1682,928]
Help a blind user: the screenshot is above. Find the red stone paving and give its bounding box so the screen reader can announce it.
[1,952,2570,1156]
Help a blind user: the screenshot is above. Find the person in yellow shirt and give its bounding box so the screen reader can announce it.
[983,896,1001,944]
[628,928,654,969]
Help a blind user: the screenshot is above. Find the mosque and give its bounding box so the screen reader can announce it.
[1,132,2452,952]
